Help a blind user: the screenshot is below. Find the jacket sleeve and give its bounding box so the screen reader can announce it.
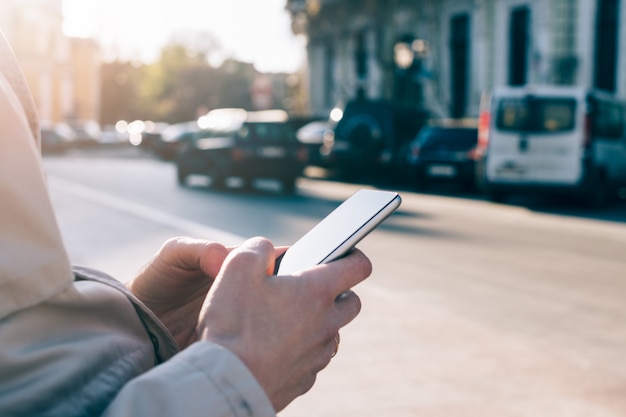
[0,268,275,417]
[104,342,276,417]
[74,267,277,417]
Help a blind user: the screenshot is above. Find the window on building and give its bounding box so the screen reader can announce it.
[593,0,619,93]
[508,6,530,86]
[324,39,335,108]
[450,13,470,118]
[355,30,368,80]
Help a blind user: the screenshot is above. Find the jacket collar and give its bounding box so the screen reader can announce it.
[0,30,40,149]
[0,29,73,319]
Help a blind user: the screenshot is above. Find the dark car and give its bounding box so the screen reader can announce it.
[176,109,308,194]
[67,120,101,147]
[139,122,170,153]
[152,121,200,160]
[322,98,428,179]
[404,123,479,191]
[40,121,76,154]
[296,119,332,168]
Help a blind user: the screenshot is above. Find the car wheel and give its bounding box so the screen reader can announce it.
[390,145,410,184]
[211,175,227,190]
[282,177,297,195]
[176,165,188,186]
[240,177,255,191]
[461,178,478,193]
[585,175,609,208]
[413,172,428,191]
[335,165,361,182]
[486,190,507,203]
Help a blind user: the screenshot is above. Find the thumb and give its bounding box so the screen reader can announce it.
[217,237,276,284]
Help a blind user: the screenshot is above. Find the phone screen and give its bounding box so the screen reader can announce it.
[276,189,401,275]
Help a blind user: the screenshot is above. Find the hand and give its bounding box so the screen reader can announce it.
[127,237,231,349]
[197,236,372,412]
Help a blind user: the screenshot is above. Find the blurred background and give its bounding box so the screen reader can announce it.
[3,1,626,416]
[5,0,624,136]
[3,0,626,199]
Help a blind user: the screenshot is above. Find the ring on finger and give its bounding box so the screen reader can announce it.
[331,333,340,358]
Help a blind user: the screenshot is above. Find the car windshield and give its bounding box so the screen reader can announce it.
[197,127,240,138]
[495,97,577,133]
[419,128,478,150]
[237,122,296,143]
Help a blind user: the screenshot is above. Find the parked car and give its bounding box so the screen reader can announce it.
[152,121,200,160]
[98,125,129,145]
[478,85,626,206]
[139,122,170,152]
[67,120,101,147]
[296,119,332,167]
[321,98,428,179]
[40,121,76,154]
[176,109,308,193]
[403,122,479,190]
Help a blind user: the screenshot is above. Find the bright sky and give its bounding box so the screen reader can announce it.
[62,0,306,73]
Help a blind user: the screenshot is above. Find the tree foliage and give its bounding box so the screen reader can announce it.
[99,61,145,124]
[100,38,272,125]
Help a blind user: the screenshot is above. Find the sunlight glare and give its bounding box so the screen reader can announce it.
[62,0,304,73]
[62,0,98,38]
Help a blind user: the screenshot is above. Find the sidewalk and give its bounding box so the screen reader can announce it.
[280,280,626,417]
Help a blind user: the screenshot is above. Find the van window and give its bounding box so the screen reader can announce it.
[495,97,576,133]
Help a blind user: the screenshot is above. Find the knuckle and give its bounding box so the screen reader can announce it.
[160,236,187,251]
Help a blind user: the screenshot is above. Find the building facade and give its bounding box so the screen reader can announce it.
[287,0,626,118]
[0,0,101,124]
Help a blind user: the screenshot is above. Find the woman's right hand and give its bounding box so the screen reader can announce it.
[196,236,372,412]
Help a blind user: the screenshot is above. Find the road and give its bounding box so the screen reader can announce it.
[43,148,626,417]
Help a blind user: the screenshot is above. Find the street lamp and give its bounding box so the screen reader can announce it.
[394,42,414,70]
[393,38,429,70]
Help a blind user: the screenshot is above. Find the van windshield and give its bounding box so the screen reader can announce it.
[495,97,577,133]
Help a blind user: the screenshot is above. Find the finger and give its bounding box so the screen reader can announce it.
[306,334,340,379]
[330,333,340,358]
[270,246,290,276]
[333,291,362,328]
[158,237,228,273]
[196,242,230,278]
[219,237,275,284]
[302,248,372,298]
[311,334,341,375]
[274,246,290,255]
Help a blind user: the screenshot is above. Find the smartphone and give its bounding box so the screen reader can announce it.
[275,189,401,275]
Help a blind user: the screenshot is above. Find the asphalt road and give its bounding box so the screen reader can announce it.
[43,147,626,417]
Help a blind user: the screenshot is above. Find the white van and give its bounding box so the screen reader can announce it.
[477,85,626,205]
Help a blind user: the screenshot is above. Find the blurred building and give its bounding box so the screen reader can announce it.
[68,37,101,124]
[0,0,101,124]
[287,0,626,118]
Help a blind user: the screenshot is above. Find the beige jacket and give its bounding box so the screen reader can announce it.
[0,30,274,417]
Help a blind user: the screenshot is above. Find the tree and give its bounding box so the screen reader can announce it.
[100,31,294,125]
[100,60,146,125]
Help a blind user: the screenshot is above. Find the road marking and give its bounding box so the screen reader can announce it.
[48,177,246,246]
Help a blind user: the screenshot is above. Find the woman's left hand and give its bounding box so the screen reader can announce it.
[126,237,231,349]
